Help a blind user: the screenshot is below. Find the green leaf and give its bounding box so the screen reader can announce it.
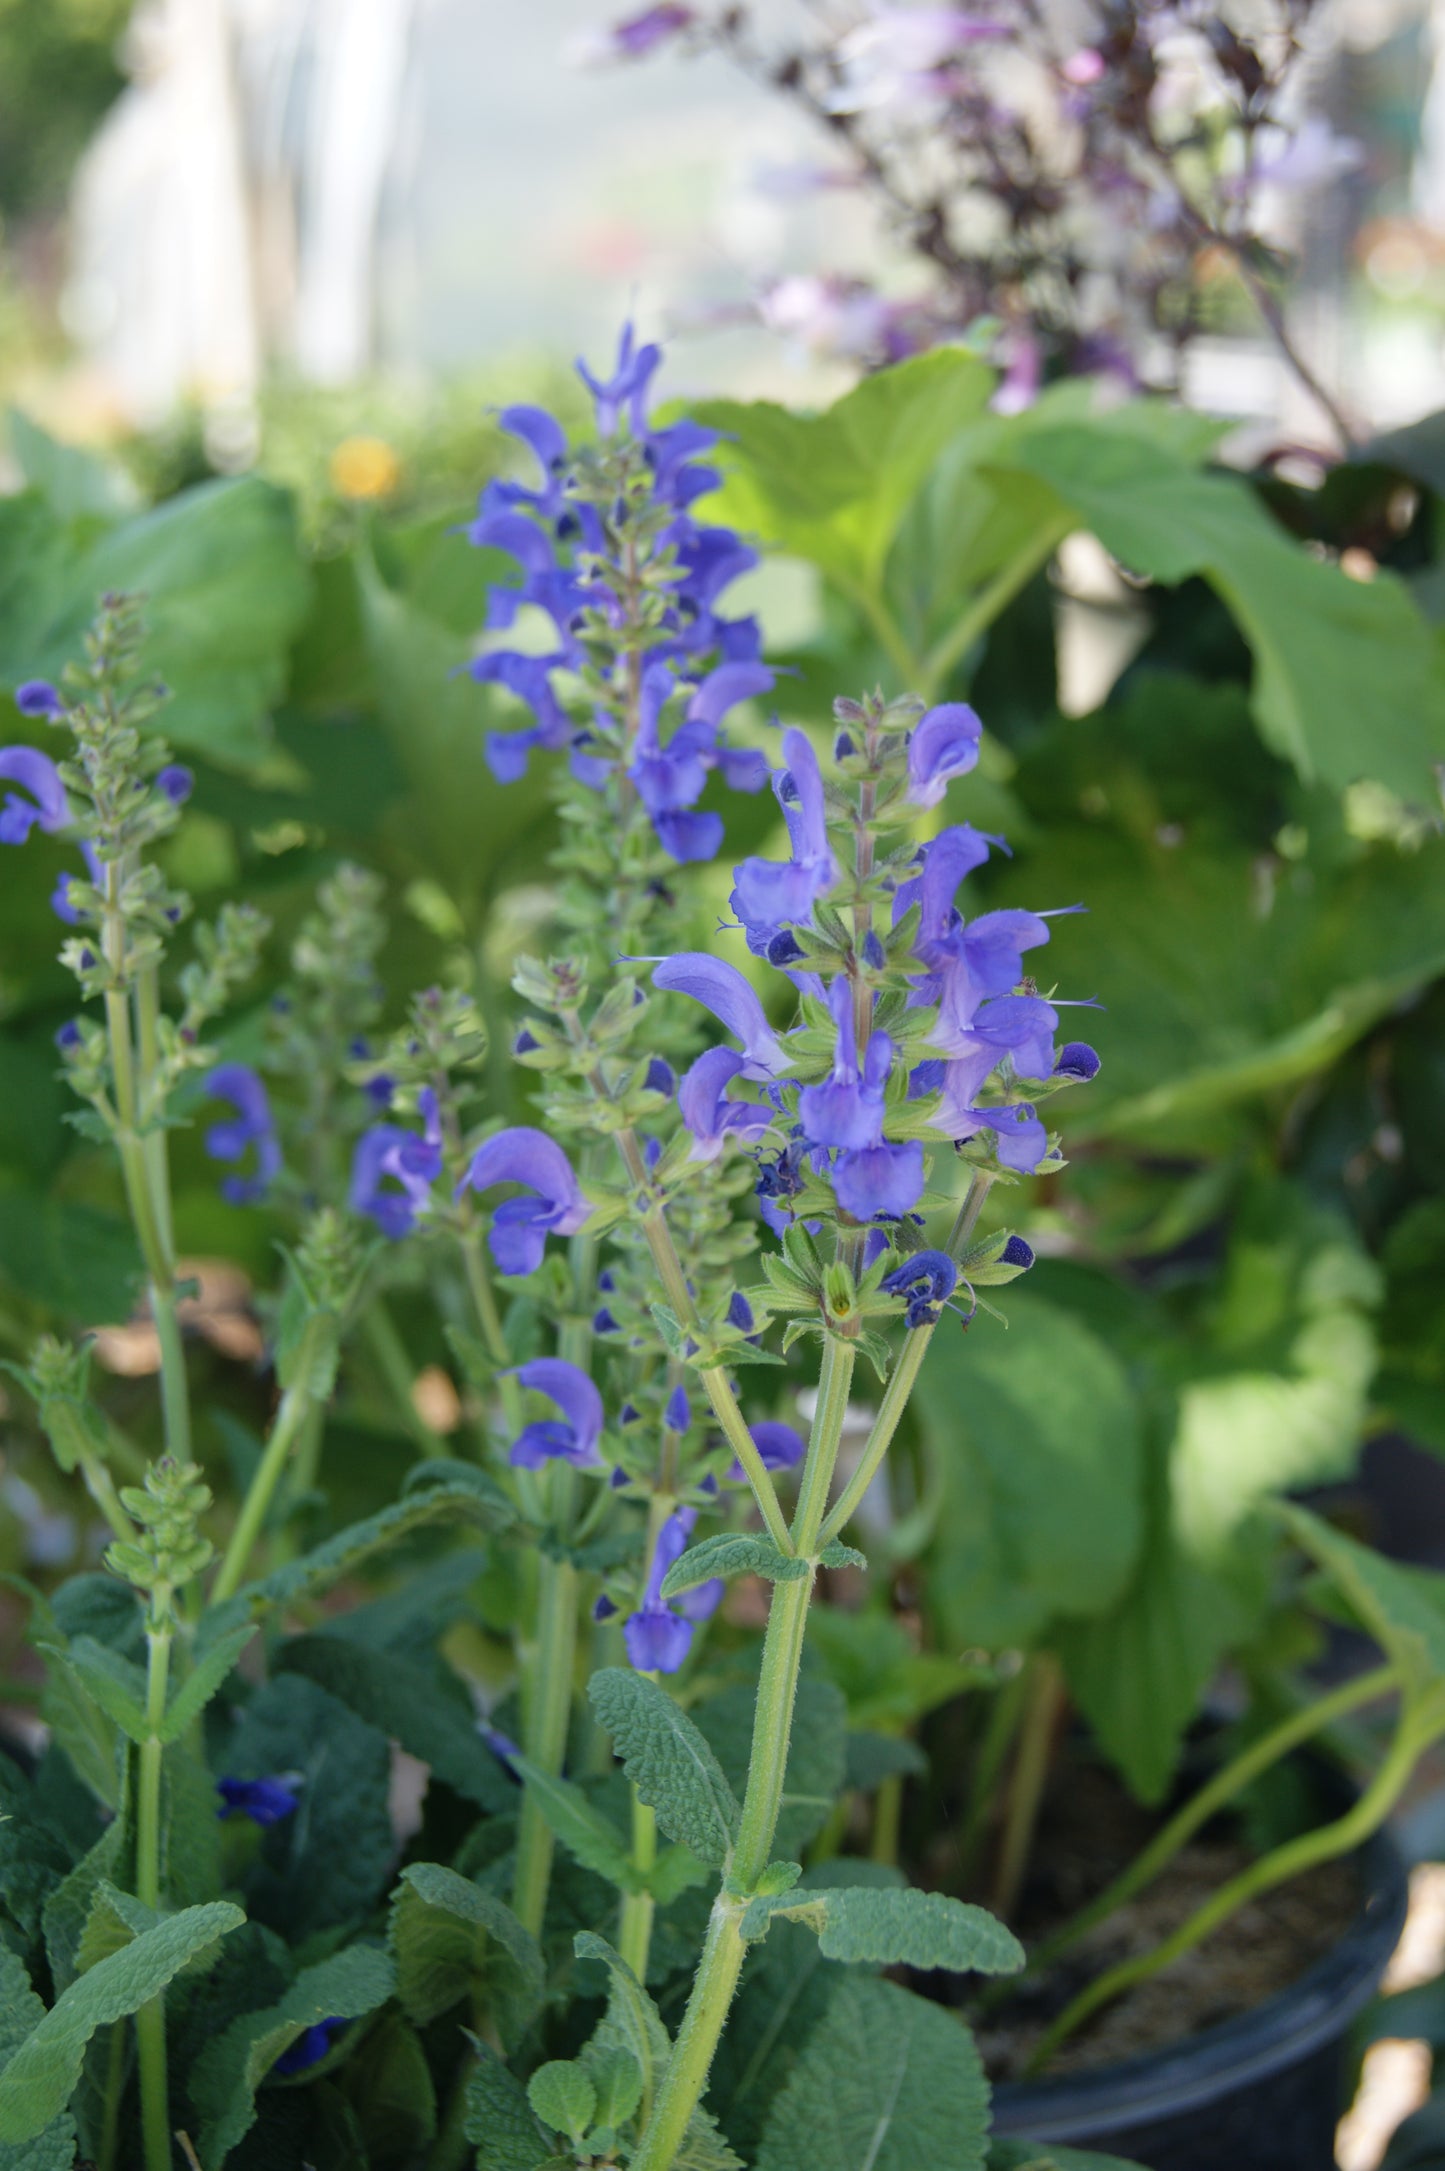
[817,1542,866,1571]
[73,1882,157,1975]
[345,2010,437,2162]
[659,1535,810,1601]
[388,1865,543,2044]
[464,2043,547,2170]
[693,351,996,600]
[507,1755,638,1892]
[275,1633,515,1812]
[190,1942,395,2163]
[528,2061,596,2144]
[915,1291,1144,1648]
[1280,1502,1445,1687]
[741,1882,1022,1975]
[0,1195,142,1328]
[222,1673,395,1938]
[159,1624,256,1743]
[589,1669,740,1868]
[0,1902,242,2144]
[0,478,312,772]
[0,1948,76,2171]
[35,1638,148,1747]
[42,1817,126,1996]
[754,1976,990,2171]
[999,423,1445,802]
[573,1935,672,2130]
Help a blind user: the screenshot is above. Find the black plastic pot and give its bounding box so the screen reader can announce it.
[989,1822,1408,2171]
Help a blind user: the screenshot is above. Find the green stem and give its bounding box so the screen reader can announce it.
[511,1542,579,1939]
[1027,1662,1402,1976]
[870,1772,903,1867]
[918,522,1070,700]
[618,1791,658,1980]
[629,1334,856,2171]
[459,1223,524,1436]
[818,1171,993,1547]
[361,1301,449,1457]
[149,1281,191,1466]
[956,1667,1028,1885]
[97,2015,127,2171]
[990,1652,1063,1921]
[135,1620,172,2171]
[1026,1704,1434,2075]
[79,1452,137,1545]
[211,1344,327,1602]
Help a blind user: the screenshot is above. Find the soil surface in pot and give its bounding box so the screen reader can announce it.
[932,1760,1362,2081]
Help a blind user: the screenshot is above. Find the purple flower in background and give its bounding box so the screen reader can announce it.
[731,728,837,953]
[274,2018,347,2077]
[571,4,695,64]
[906,703,982,807]
[15,680,63,718]
[654,954,793,1079]
[473,651,575,783]
[665,1383,691,1432]
[881,1249,958,1328]
[350,1088,444,1239]
[730,1418,807,1481]
[156,764,194,804]
[459,1126,593,1274]
[506,1358,605,1469]
[217,1774,300,1826]
[203,1065,282,1205]
[51,839,103,924]
[678,1046,772,1162]
[624,1504,723,1673]
[578,321,664,437]
[0,745,68,844]
[1056,1041,1101,1081]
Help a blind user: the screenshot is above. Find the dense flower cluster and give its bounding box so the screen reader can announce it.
[467,325,773,863]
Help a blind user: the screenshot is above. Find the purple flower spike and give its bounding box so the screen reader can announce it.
[654,955,792,1079]
[1001,1235,1035,1269]
[507,1358,605,1469]
[203,1064,282,1206]
[15,681,63,718]
[907,703,982,808]
[350,1091,444,1240]
[578,321,664,438]
[1056,1041,1101,1081]
[0,746,69,844]
[730,1418,807,1481]
[460,1126,593,1274]
[731,727,837,952]
[686,660,775,731]
[678,1045,772,1162]
[217,1774,300,1826]
[833,1141,925,1220]
[156,765,194,805]
[798,980,892,1153]
[624,1504,721,1674]
[665,1384,691,1433]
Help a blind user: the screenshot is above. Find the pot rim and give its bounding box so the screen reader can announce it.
[989,1817,1409,2140]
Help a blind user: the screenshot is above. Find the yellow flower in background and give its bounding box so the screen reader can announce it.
[329,434,402,501]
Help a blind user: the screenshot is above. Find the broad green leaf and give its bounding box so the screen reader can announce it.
[659,1535,810,1600]
[159,1623,256,1743]
[6,411,138,522]
[754,1976,990,2171]
[572,1932,733,2160]
[589,1669,740,1868]
[190,1942,395,2163]
[693,351,996,599]
[0,1902,242,2143]
[42,1817,126,1996]
[988,2145,1147,2170]
[0,1949,76,2171]
[1280,1502,1445,1688]
[915,1292,1143,1647]
[346,2010,437,2161]
[464,2043,547,2170]
[694,1675,848,1859]
[72,1883,157,1975]
[35,1638,148,1747]
[508,1755,638,1891]
[223,1673,395,1938]
[528,2060,597,2143]
[276,1633,515,1812]
[999,424,1445,802]
[741,1882,1022,1976]
[388,1865,543,2044]
[0,1194,141,1326]
[0,478,312,772]
[0,1763,76,1946]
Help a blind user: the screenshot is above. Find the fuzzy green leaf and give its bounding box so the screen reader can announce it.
[0,1902,242,2143]
[740,1882,1022,1975]
[574,1934,670,2115]
[1280,1501,1445,1686]
[508,1756,638,1891]
[190,1942,395,2163]
[464,2044,549,2171]
[389,1865,543,2043]
[817,1542,866,1571]
[528,2061,596,2144]
[36,1638,148,1746]
[159,1623,256,1743]
[659,1535,809,1601]
[754,1977,990,2171]
[0,1950,76,2171]
[347,2011,437,2160]
[276,1633,515,1811]
[588,1670,740,1867]
[72,1882,157,1975]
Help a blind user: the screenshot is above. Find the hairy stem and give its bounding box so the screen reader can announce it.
[511,1542,579,1939]
[991,1652,1063,1920]
[1026,1703,1433,2074]
[211,1331,329,1602]
[919,521,1071,699]
[135,1620,171,2171]
[618,1791,658,1980]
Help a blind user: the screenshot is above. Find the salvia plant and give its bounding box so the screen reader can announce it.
[0,327,1440,2171]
